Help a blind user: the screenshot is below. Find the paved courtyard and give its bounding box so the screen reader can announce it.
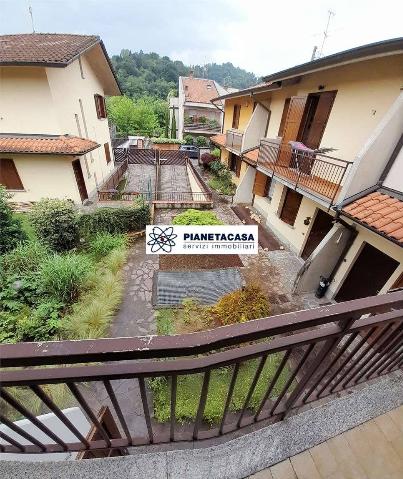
[125,164,156,194]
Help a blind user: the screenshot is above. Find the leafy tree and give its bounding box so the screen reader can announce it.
[0,186,27,254]
[107,96,161,136]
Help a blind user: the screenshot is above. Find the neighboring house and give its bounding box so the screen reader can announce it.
[211,37,403,300]
[0,33,121,204]
[170,72,236,141]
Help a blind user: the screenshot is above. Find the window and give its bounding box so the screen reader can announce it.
[94,94,107,119]
[278,98,291,137]
[279,187,303,226]
[253,171,271,198]
[104,143,112,164]
[0,158,24,190]
[232,104,241,129]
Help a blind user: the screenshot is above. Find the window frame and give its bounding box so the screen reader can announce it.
[94,94,107,119]
[279,187,303,226]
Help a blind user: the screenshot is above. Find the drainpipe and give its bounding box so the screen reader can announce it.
[327,214,358,284]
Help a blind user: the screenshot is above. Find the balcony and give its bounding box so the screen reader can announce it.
[0,291,402,459]
[225,129,244,153]
[257,139,353,206]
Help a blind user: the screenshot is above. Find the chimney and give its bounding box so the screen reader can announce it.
[189,69,194,79]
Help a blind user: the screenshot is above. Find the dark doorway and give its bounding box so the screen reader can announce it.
[232,104,241,129]
[335,243,399,302]
[72,159,88,202]
[301,209,334,260]
[298,91,337,149]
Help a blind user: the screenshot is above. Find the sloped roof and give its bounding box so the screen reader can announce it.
[243,148,259,165]
[210,134,226,148]
[0,33,100,66]
[0,134,99,155]
[182,76,221,104]
[342,191,403,245]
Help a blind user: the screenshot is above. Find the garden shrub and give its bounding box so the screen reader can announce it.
[30,199,79,252]
[1,241,49,276]
[88,233,127,261]
[39,253,93,304]
[211,148,221,159]
[200,152,215,167]
[209,160,225,175]
[183,134,194,145]
[195,136,208,147]
[212,285,270,325]
[172,209,223,225]
[79,205,150,236]
[151,137,184,144]
[0,186,27,254]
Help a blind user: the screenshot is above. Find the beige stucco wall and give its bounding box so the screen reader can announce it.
[328,223,403,299]
[0,53,115,202]
[6,154,83,203]
[223,97,255,133]
[254,181,333,255]
[266,55,403,163]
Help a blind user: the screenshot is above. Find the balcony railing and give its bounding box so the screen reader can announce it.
[183,122,221,133]
[257,139,352,205]
[0,291,402,455]
[226,129,244,152]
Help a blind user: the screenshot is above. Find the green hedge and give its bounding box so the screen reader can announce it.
[79,205,150,236]
[151,137,184,144]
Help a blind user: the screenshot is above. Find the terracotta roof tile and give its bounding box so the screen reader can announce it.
[210,134,226,148]
[343,192,403,244]
[0,33,99,65]
[243,148,259,164]
[0,134,99,155]
[182,77,220,104]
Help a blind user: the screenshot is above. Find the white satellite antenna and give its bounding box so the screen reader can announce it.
[28,5,36,33]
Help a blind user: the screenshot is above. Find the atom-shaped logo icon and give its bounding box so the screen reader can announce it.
[147,226,178,253]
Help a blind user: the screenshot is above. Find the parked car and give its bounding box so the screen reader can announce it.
[180,144,199,159]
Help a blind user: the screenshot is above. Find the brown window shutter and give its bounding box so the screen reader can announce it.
[253,171,270,196]
[278,98,291,137]
[278,96,307,167]
[303,91,337,149]
[0,158,24,190]
[104,143,111,164]
[280,187,303,226]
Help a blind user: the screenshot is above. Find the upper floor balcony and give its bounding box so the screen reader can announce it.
[225,128,244,153]
[257,139,353,206]
[0,291,402,461]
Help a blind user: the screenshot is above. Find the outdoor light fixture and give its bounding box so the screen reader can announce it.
[318,85,325,90]
[304,217,311,225]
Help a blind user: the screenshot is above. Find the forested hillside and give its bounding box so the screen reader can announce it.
[111,49,259,99]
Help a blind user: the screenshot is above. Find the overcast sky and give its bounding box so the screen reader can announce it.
[1,0,402,76]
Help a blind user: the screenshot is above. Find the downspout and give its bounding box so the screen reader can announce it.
[327,212,357,284]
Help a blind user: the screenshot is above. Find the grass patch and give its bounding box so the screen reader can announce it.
[150,354,291,424]
[156,308,175,335]
[208,176,236,195]
[13,212,36,241]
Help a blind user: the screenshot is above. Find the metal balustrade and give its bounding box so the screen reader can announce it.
[257,139,352,205]
[0,291,402,455]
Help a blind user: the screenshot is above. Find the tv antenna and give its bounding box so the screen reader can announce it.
[311,10,335,60]
[319,10,335,57]
[28,5,36,33]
